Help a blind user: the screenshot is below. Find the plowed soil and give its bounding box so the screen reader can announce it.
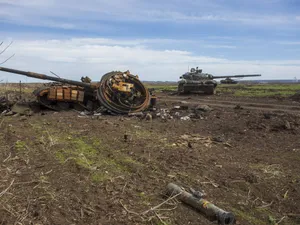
[1,88,300,225]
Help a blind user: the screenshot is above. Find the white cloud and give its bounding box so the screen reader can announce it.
[0,0,299,30]
[0,38,299,82]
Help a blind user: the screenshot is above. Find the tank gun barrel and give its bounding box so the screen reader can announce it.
[0,66,95,89]
[212,74,261,79]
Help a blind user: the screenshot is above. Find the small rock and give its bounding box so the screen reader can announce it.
[145,113,152,121]
[128,112,144,117]
[180,116,191,121]
[173,105,189,110]
[104,120,113,125]
[195,105,213,112]
[4,111,14,116]
[174,112,180,117]
[80,110,92,116]
[285,121,292,130]
[211,136,224,143]
[180,101,188,104]
[189,113,203,119]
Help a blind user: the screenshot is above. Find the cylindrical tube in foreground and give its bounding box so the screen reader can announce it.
[167,183,236,225]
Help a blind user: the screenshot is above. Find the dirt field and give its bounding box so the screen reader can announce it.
[1,84,300,225]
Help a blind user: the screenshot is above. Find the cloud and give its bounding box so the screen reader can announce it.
[0,38,299,83]
[0,0,299,31]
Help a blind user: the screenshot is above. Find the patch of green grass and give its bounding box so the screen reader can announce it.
[139,191,152,206]
[217,83,300,97]
[248,84,300,91]
[146,83,300,96]
[145,84,178,92]
[55,151,66,163]
[234,90,295,97]
[15,140,27,151]
[91,172,109,182]
[231,208,267,225]
[29,120,144,183]
[53,134,143,182]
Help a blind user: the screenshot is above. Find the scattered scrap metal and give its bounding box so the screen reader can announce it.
[0,96,8,112]
[167,183,236,225]
[0,97,35,116]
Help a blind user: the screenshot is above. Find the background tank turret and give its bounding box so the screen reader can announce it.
[178,67,261,94]
[0,66,153,114]
[220,77,238,84]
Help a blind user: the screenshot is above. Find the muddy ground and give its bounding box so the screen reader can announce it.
[1,87,300,225]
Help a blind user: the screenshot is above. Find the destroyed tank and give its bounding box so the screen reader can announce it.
[0,66,154,114]
[178,67,261,94]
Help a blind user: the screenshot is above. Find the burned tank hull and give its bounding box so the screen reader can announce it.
[33,85,96,111]
[0,67,153,114]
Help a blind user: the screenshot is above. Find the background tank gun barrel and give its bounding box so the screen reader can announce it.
[177,67,262,95]
[212,74,261,79]
[0,66,95,89]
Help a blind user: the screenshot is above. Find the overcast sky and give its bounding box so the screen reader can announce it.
[0,0,300,82]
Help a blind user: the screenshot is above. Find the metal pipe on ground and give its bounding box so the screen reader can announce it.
[166,183,236,225]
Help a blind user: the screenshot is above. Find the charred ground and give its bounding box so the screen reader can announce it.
[0,83,300,225]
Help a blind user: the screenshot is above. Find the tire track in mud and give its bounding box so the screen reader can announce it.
[161,96,300,113]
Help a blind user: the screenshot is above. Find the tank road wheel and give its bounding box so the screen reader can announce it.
[206,86,216,95]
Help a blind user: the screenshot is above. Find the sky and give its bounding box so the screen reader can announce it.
[0,0,300,82]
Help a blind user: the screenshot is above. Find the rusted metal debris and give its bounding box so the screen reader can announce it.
[166,183,236,225]
[0,98,36,116]
[0,66,156,114]
[0,96,9,113]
